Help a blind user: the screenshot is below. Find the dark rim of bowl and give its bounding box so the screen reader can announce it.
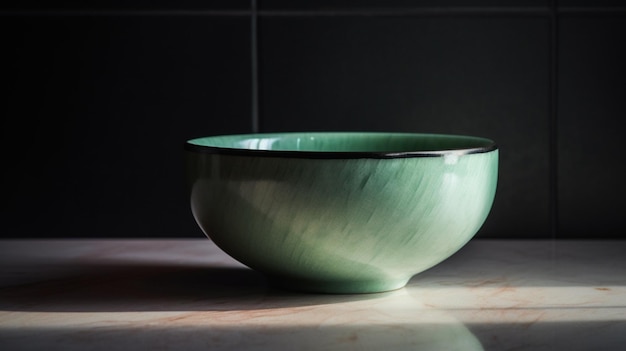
[184,133,498,159]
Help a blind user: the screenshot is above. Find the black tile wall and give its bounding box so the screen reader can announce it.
[559,1,625,7]
[2,3,625,239]
[1,15,251,238]
[557,16,626,238]
[259,0,548,11]
[1,1,249,11]
[258,17,551,239]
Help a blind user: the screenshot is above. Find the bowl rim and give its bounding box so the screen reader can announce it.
[184,132,498,159]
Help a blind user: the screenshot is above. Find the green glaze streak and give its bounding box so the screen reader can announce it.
[186,133,498,293]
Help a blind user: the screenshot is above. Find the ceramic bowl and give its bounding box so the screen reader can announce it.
[185,132,498,293]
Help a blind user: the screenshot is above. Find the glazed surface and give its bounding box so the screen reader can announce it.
[187,148,498,293]
[187,132,497,157]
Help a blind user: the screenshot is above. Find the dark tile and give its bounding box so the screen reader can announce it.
[259,17,551,238]
[557,17,626,239]
[1,16,251,238]
[559,0,625,7]
[0,0,249,11]
[259,0,548,11]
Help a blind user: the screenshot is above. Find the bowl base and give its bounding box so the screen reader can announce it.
[267,275,411,294]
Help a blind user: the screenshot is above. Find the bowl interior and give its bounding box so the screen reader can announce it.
[187,132,495,155]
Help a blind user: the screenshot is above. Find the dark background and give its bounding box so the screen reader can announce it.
[1,1,625,239]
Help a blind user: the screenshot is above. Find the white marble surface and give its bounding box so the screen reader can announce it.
[0,239,624,351]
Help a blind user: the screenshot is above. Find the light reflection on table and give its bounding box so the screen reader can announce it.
[0,239,624,350]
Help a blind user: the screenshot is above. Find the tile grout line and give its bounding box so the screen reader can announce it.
[251,0,260,133]
[1,7,625,17]
[0,10,252,16]
[257,7,550,17]
[549,0,560,241]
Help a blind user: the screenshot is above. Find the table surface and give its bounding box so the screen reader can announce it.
[0,239,624,351]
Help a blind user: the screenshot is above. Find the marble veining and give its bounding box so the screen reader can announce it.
[0,239,624,351]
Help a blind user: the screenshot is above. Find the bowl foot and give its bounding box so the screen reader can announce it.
[267,275,411,294]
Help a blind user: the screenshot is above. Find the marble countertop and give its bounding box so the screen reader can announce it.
[0,239,624,351]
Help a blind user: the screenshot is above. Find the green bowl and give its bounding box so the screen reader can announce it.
[185,132,498,293]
